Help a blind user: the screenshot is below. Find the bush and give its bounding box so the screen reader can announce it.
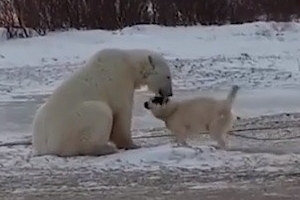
[0,0,299,39]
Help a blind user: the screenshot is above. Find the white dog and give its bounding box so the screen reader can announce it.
[144,85,240,149]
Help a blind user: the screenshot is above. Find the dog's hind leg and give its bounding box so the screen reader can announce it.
[209,123,228,150]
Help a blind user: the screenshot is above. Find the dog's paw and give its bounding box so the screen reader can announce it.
[118,143,141,150]
[173,141,189,148]
[192,147,203,153]
[210,144,221,150]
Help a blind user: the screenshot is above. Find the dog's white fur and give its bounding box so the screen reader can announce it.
[144,86,239,149]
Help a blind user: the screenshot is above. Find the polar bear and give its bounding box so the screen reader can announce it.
[32,48,173,157]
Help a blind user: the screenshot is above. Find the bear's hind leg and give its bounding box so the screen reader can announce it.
[32,103,48,156]
[80,143,117,156]
[60,101,117,156]
[96,143,118,156]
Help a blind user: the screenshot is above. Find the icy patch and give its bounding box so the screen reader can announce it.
[188,181,240,190]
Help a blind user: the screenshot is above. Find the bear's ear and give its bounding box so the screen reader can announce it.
[148,55,155,69]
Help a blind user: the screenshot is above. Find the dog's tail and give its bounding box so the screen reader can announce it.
[226,85,239,106]
[216,85,240,125]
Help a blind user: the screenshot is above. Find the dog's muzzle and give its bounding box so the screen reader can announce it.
[144,102,149,109]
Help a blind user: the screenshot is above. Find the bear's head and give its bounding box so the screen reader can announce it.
[144,54,173,98]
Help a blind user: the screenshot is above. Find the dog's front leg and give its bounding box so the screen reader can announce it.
[172,129,188,147]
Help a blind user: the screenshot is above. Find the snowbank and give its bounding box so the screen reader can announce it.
[0,21,299,68]
[0,21,300,100]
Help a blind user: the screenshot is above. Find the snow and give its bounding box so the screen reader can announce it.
[1,22,300,68]
[1,21,300,100]
[1,21,300,175]
[1,142,299,174]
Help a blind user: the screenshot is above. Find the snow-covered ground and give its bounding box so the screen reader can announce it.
[1,22,300,196]
[1,21,300,100]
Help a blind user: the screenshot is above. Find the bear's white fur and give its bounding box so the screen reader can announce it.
[32,48,173,156]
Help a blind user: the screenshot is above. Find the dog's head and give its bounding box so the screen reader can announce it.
[144,96,172,119]
[144,96,169,109]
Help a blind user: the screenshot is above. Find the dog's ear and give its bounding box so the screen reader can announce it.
[144,101,149,109]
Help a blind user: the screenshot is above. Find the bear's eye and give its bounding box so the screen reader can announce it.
[167,76,170,79]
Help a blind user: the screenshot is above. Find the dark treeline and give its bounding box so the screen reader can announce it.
[0,0,299,39]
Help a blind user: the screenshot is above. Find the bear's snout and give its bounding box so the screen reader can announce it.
[144,102,149,109]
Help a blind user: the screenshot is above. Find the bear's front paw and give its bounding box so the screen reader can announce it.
[124,143,141,150]
[116,142,141,150]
